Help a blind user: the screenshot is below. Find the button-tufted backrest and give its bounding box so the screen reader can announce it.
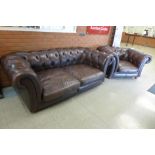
[15,48,90,71]
[97,45,116,53]
[4,47,106,72]
[15,49,60,71]
[58,48,85,66]
[82,49,106,69]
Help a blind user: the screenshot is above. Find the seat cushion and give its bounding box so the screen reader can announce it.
[37,68,80,102]
[65,64,104,85]
[118,60,138,73]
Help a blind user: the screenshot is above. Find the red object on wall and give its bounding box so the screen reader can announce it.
[87,26,110,35]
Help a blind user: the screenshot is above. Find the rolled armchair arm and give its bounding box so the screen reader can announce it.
[2,55,42,104]
[127,48,152,67]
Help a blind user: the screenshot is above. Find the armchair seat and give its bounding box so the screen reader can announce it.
[37,68,80,102]
[118,60,138,73]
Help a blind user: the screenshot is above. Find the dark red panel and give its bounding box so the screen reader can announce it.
[87,26,110,35]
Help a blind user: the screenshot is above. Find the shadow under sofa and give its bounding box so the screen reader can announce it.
[1,47,109,112]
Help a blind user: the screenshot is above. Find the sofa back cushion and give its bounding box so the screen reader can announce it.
[59,48,85,66]
[83,49,106,70]
[14,47,106,72]
[15,48,88,71]
[16,49,60,71]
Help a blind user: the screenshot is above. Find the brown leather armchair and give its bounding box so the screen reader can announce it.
[114,48,152,78]
[2,48,108,112]
[97,45,152,78]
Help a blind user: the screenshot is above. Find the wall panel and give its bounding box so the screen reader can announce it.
[0,26,114,87]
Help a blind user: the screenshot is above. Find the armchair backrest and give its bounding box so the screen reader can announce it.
[121,48,152,67]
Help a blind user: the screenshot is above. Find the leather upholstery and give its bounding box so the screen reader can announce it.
[2,47,107,112]
[97,45,116,53]
[118,60,138,73]
[37,68,80,102]
[97,45,152,78]
[97,45,120,78]
[16,50,61,71]
[65,64,104,85]
[2,55,43,111]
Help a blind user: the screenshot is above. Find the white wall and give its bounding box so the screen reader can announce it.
[0,26,77,33]
[112,26,124,47]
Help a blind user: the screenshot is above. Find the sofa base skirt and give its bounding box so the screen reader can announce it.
[78,80,104,93]
[112,72,138,78]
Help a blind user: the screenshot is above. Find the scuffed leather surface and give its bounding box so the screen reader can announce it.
[2,47,106,112]
[2,55,42,111]
[121,49,152,67]
[16,50,61,71]
[97,45,128,56]
[97,46,120,78]
[37,68,80,102]
[118,60,138,73]
[106,56,116,78]
[65,64,104,85]
[15,48,106,72]
[2,55,42,91]
[59,48,85,66]
[97,45,152,78]
[97,45,116,53]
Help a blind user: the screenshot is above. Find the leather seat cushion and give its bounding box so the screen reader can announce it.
[118,60,138,73]
[65,64,104,85]
[37,68,80,102]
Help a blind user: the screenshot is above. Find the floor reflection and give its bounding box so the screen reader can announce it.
[136,96,155,113]
[117,114,141,128]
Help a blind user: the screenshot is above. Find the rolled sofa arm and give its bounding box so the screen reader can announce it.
[1,55,43,111]
[98,52,116,77]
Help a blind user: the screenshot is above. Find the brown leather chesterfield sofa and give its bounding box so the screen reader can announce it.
[1,48,109,112]
[97,45,152,78]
